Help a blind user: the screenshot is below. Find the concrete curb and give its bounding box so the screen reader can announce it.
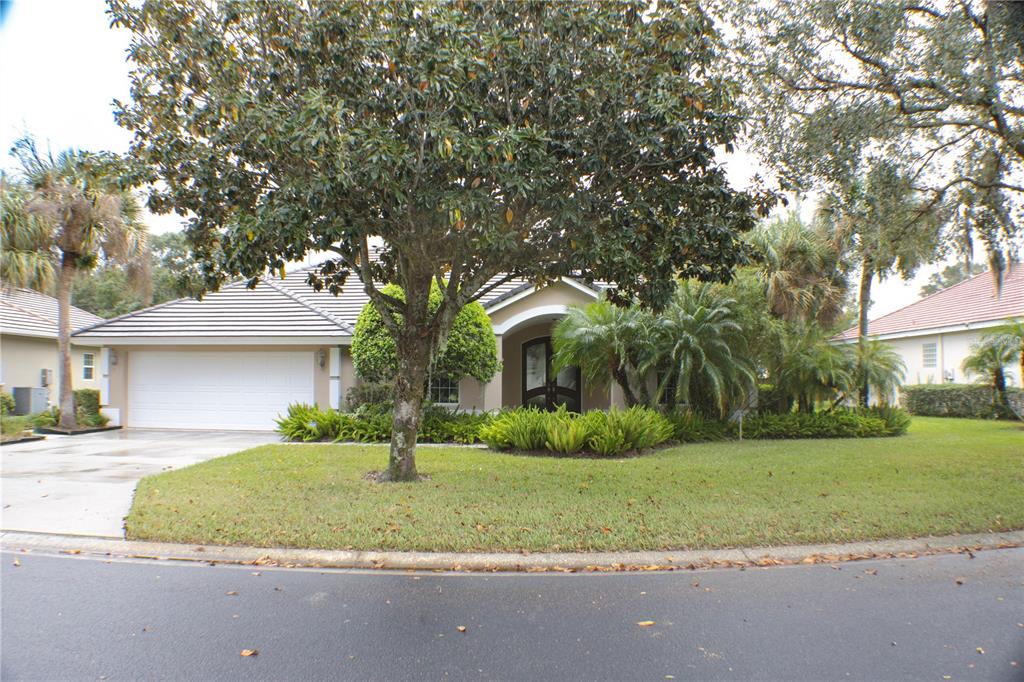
[2,529,1021,573]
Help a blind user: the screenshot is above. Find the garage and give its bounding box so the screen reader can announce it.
[126,350,315,430]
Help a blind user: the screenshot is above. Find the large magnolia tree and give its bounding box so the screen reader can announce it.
[110,0,774,480]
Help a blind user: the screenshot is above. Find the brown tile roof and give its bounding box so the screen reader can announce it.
[835,263,1024,340]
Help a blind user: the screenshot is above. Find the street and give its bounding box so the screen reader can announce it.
[2,548,1022,681]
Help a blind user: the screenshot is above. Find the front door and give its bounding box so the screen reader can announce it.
[522,337,581,412]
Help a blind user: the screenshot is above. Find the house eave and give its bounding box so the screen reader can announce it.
[72,334,352,346]
[833,318,1009,344]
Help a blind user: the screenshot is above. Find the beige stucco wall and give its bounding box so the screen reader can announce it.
[486,281,597,328]
[1,334,99,407]
[101,345,332,423]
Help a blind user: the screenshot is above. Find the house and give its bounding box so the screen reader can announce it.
[72,266,626,430]
[1,288,103,409]
[834,264,1023,390]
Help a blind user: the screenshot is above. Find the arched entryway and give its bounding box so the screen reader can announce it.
[521,336,581,412]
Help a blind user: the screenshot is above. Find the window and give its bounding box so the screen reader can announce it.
[428,376,459,405]
[922,343,937,369]
[82,353,95,380]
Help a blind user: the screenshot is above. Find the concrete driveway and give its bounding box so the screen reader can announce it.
[1,429,280,538]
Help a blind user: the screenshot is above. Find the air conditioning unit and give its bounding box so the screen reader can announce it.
[40,368,53,387]
[12,387,48,415]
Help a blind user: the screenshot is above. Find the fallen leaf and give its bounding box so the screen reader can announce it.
[955,577,965,585]
[637,621,656,627]
[976,647,985,654]
[456,626,467,633]
[864,569,877,575]
[61,549,81,555]
[226,591,238,596]
[240,649,258,657]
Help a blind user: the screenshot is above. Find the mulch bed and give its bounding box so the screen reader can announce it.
[0,433,46,445]
[34,425,122,436]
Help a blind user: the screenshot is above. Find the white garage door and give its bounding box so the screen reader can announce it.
[127,351,315,430]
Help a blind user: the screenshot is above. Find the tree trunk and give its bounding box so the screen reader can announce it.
[386,340,429,481]
[994,366,1009,413]
[857,262,873,408]
[57,255,78,430]
[612,364,638,407]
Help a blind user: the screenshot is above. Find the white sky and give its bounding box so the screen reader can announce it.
[0,0,959,320]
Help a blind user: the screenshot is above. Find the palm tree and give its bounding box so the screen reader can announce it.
[649,281,756,417]
[745,212,848,328]
[3,137,148,429]
[818,160,942,406]
[987,317,1024,386]
[773,327,856,413]
[852,339,906,406]
[962,335,1017,412]
[551,297,654,406]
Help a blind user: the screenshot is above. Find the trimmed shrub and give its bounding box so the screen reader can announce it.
[0,391,15,416]
[345,382,393,412]
[900,384,1021,419]
[276,403,490,444]
[738,411,888,440]
[73,389,108,427]
[856,405,912,436]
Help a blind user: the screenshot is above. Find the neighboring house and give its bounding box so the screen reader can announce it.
[834,264,1023,391]
[1,288,103,408]
[72,266,626,430]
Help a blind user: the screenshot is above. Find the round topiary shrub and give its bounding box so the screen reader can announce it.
[351,281,500,385]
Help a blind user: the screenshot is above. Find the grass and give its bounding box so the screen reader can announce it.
[0,415,32,440]
[126,417,1024,553]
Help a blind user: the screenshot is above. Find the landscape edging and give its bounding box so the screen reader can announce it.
[1,529,1021,572]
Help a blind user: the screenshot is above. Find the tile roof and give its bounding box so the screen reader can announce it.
[0,288,103,339]
[835,263,1024,340]
[73,264,596,341]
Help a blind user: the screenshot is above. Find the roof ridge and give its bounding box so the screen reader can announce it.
[263,277,354,333]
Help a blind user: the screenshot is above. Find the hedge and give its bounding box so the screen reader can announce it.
[900,384,1022,419]
[276,403,910,453]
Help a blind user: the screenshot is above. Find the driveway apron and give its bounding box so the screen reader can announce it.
[1,429,278,537]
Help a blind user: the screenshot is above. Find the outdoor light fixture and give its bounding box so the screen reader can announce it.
[318,349,326,368]
[109,350,118,366]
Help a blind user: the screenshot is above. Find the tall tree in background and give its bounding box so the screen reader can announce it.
[817,160,940,406]
[111,0,773,480]
[919,263,987,298]
[73,232,202,318]
[2,137,147,429]
[728,0,1023,278]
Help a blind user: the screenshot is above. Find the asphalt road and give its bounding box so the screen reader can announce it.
[2,548,1022,681]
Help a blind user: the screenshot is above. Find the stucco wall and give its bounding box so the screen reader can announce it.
[487,281,597,328]
[1,334,99,405]
[885,329,1019,389]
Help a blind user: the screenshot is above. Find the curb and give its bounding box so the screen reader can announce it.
[2,529,1022,573]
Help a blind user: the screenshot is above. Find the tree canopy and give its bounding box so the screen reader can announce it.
[110,0,772,480]
[728,0,1023,273]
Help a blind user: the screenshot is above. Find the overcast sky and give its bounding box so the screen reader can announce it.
[0,0,961,320]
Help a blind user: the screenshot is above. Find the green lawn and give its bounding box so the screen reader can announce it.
[126,417,1024,552]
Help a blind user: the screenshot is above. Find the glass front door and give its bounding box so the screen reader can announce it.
[522,337,581,412]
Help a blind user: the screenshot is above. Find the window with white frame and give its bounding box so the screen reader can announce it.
[428,376,459,405]
[921,343,937,368]
[82,353,95,380]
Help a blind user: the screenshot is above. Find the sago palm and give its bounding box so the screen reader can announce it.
[650,281,756,417]
[552,297,654,406]
[3,137,148,429]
